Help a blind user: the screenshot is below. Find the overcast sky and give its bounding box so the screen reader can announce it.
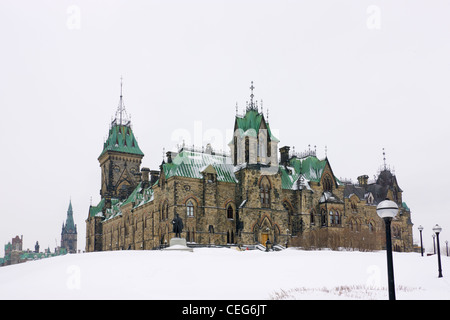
[1,0,449,256]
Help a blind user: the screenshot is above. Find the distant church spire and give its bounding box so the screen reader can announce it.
[61,199,77,254]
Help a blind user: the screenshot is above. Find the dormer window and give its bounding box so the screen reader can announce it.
[207,173,216,183]
[201,165,217,183]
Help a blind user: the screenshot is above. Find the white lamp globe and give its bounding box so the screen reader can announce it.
[376,200,399,219]
[433,224,442,234]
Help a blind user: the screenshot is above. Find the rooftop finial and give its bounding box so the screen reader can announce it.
[113,76,130,127]
[120,75,123,98]
[383,147,387,170]
[246,81,258,111]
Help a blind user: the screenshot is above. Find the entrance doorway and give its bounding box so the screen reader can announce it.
[261,233,269,246]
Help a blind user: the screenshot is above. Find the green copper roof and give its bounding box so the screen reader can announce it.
[280,156,329,189]
[89,198,105,218]
[88,198,124,218]
[402,202,410,211]
[99,124,144,158]
[163,150,238,183]
[235,109,279,142]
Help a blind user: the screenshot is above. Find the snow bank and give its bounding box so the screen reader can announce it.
[0,248,449,300]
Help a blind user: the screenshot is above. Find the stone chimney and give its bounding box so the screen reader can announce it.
[279,146,290,166]
[141,167,150,182]
[150,170,160,185]
[357,175,369,186]
[166,151,178,164]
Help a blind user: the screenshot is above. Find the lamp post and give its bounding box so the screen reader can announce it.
[446,240,448,257]
[432,224,443,278]
[376,199,399,300]
[432,234,436,254]
[418,225,424,257]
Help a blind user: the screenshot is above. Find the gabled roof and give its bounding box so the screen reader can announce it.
[163,150,238,183]
[280,155,332,190]
[99,124,144,159]
[234,109,279,142]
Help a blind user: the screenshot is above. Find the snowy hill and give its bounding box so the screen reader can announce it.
[0,248,449,300]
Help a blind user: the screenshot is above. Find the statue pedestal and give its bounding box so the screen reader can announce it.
[164,237,193,252]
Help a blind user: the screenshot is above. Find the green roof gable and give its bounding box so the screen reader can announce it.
[235,109,279,142]
[99,124,144,158]
[280,156,330,189]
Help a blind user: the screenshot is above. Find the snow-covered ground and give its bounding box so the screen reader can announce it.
[0,248,449,300]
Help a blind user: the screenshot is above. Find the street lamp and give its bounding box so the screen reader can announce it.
[446,240,448,257]
[376,199,399,300]
[432,224,443,278]
[418,225,424,257]
[432,234,436,254]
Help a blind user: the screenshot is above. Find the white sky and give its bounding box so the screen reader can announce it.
[1,0,449,256]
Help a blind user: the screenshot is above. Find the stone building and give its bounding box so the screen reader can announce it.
[61,200,77,253]
[85,83,413,252]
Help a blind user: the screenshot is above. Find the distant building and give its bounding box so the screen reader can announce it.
[0,235,66,267]
[61,200,78,254]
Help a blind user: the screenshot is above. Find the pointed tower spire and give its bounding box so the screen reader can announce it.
[114,76,130,126]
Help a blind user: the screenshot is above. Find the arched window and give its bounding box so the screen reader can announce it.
[351,219,360,232]
[245,137,250,163]
[351,201,358,213]
[330,210,340,226]
[227,205,234,219]
[186,200,194,217]
[165,202,169,220]
[310,209,315,225]
[323,175,333,192]
[368,222,374,233]
[321,209,327,226]
[282,201,292,214]
[260,177,271,208]
[160,201,169,221]
[393,226,401,239]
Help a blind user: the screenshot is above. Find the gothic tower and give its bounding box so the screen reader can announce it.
[98,79,144,204]
[228,81,279,168]
[61,200,77,253]
[228,82,281,245]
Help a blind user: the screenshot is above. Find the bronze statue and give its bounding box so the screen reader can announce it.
[172,213,184,238]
